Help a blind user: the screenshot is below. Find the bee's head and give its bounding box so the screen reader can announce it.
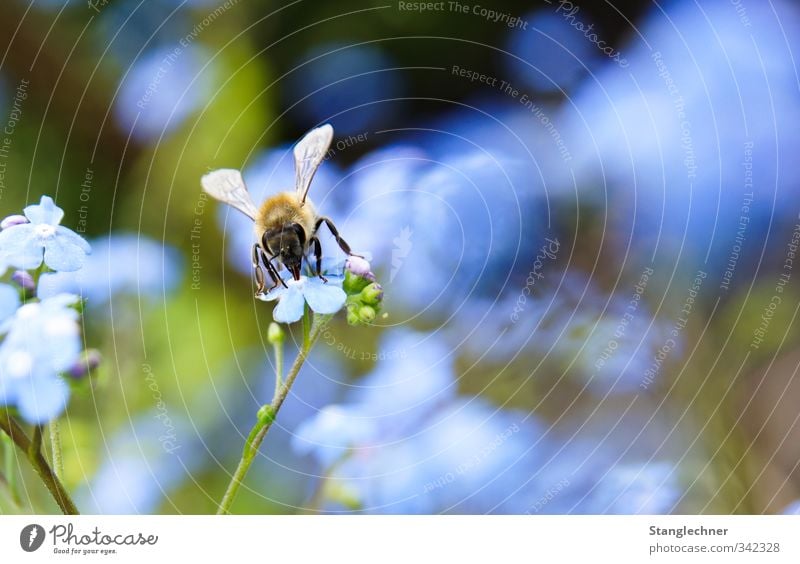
[282,252,302,281]
[264,224,306,281]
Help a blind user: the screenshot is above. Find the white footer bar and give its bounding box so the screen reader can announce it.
[0,515,798,563]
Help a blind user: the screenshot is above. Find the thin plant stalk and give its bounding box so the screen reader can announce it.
[217,312,331,515]
[0,412,78,515]
[49,420,64,481]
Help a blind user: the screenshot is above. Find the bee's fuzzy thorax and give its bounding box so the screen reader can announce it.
[255,191,316,239]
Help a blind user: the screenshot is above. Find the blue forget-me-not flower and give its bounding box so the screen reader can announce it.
[0,196,90,272]
[258,262,347,324]
[0,294,81,423]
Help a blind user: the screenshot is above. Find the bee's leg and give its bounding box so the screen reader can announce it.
[309,236,327,283]
[262,250,288,291]
[313,216,363,258]
[252,244,266,296]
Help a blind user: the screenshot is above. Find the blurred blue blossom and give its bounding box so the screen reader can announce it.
[0,283,20,323]
[286,43,401,134]
[292,329,456,471]
[570,462,679,514]
[293,404,378,468]
[115,45,212,141]
[94,2,191,66]
[77,415,202,514]
[0,294,80,424]
[783,500,800,515]
[560,0,800,271]
[339,144,429,263]
[504,9,597,94]
[37,233,181,304]
[520,435,680,515]
[0,196,90,272]
[342,144,550,318]
[452,269,677,395]
[552,297,675,395]
[294,329,681,514]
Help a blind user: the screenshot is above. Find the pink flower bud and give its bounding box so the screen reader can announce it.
[1,215,28,230]
[346,255,372,277]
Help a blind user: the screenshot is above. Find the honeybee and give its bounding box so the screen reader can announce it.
[201,124,360,296]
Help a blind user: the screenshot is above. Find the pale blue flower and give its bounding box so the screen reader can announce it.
[0,196,90,272]
[0,294,81,423]
[258,274,346,324]
[0,284,19,325]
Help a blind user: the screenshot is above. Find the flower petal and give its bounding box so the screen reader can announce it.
[0,284,20,324]
[55,226,91,253]
[24,196,64,226]
[303,278,346,314]
[258,283,288,302]
[14,372,70,424]
[36,271,83,300]
[272,284,306,323]
[0,367,18,407]
[43,228,91,272]
[0,224,44,270]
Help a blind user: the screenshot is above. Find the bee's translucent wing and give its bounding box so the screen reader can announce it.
[201,168,259,219]
[294,124,334,204]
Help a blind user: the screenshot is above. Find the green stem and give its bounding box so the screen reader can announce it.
[0,412,78,514]
[2,433,20,507]
[273,338,284,398]
[302,304,312,350]
[29,425,43,460]
[217,312,331,515]
[49,420,64,481]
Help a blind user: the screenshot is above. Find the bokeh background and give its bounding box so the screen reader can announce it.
[2,0,800,514]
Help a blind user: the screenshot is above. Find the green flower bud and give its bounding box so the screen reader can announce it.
[343,270,374,295]
[346,307,361,326]
[358,305,376,323]
[267,322,285,345]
